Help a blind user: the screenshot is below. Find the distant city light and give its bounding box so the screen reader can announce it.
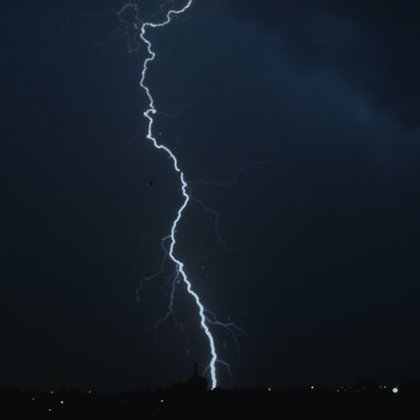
[392,387,399,394]
[50,390,54,395]
[267,387,272,392]
[32,397,36,401]
[310,385,315,390]
[60,400,64,405]
[160,399,165,404]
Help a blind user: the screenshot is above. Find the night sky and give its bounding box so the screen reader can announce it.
[1,0,419,392]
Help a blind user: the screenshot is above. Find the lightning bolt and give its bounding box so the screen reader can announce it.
[136,0,218,390]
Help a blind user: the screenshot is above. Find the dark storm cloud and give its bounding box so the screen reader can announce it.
[228,0,420,128]
[0,0,419,391]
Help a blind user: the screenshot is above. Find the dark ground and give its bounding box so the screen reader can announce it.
[1,381,418,419]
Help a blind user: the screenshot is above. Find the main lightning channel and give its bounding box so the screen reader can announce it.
[139,1,218,390]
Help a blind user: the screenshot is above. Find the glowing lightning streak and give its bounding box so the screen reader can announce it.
[139,1,218,390]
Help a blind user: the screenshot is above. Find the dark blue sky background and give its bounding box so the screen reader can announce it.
[1,0,419,391]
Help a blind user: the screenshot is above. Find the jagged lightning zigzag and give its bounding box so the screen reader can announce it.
[138,1,218,390]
